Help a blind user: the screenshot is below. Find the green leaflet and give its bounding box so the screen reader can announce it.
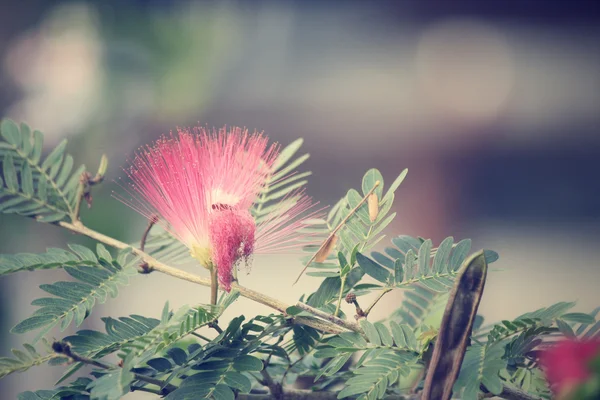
[0,119,88,221]
[0,342,56,379]
[10,244,138,343]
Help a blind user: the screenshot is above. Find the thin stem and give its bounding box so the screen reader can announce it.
[52,341,176,393]
[210,266,218,306]
[295,302,362,334]
[191,332,211,341]
[334,278,346,317]
[71,172,88,222]
[364,288,393,317]
[130,386,163,395]
[209,320,223,334]
[294,180,381,285]
[139,215,158,273]
[56,221,346,334]
[260,366,283,399]
[139,215,158,252]
[281,354,307,386]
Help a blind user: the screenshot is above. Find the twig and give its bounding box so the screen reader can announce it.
[491,384,544,400]
[281,354,308,386]
[334,278,346,317]
[56,221,346,335]
[72,156,107,221]
[260,366,283,399]
[191,332,212,341]
[71,172,89,222]
[130,386,163,395]
[293,180,381,285]
[52,340,177,394]
[295,302,362,334]
[238,392,418,400]
[363,288,392,317]
[208,320,223,334]
[344,292,365,319]
[139,215,158,273]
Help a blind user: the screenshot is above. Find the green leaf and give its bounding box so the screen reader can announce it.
[233,355,263,372]
[362,168,383,198]
[10,246,137,340]
[272,138,304,170]
[359,320,381,346]
[383,168,408,202]
[223,371,252,393]
[3,154,18,191]
[560,313,595,324]
[433,236,453,273]
[1,119,20,146]
[0,343,54,379]
[374,323,393,347]
[418,240,432,276]
[394,258,404,284]
[356,253,391,284]
[0,120,87,220]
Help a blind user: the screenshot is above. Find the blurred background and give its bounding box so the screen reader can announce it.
[1,0,599,397]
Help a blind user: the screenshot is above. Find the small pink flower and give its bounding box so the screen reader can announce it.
[539,338,600,396]
[120,126,321,291]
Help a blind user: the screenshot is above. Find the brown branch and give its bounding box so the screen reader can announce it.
[260,366,284,399]
[52,340,176,394]
[56,221,346,334]
[238,392,418,400]
[363,288,392,317]
[295,302,362,334]
[139,215,158,273]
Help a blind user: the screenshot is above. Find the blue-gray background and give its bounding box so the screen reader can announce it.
[1,0,599,397]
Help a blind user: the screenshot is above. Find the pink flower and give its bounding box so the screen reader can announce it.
[539,338,600,396]
[120,126,321,291]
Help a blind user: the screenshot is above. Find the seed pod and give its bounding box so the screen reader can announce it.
[421,250,488,400]
[315,235,338,263]
[367,193,379,222]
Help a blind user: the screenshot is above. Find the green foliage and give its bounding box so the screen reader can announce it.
[11,244,138,342]
[454,342,507,399]
[2,118,599,400]
[305,169,407,308]
[362,235,498,293]
[0,342,57,379]
[0,247,94,276]
[392,285,448,329]
[0,119,86,222]
[338,351,420,399]
[18,377,93,400]
[252,138,312,224]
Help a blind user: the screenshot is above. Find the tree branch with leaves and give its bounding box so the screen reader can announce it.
[1,119,599,400]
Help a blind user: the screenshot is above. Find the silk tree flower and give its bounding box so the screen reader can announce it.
[119,126,321,293]
[539,338,600,397]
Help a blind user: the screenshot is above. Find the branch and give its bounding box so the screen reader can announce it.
[56,221,345,334]
[363,288,392,317]
[483,384,544,400]
[295,302,362,334]
[238,392,419,400]
[260,366,284,399]
[52,340,176,394]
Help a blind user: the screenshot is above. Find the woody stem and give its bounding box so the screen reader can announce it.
[57,221,345,334]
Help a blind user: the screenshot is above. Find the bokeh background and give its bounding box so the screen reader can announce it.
[1,0,599,397]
